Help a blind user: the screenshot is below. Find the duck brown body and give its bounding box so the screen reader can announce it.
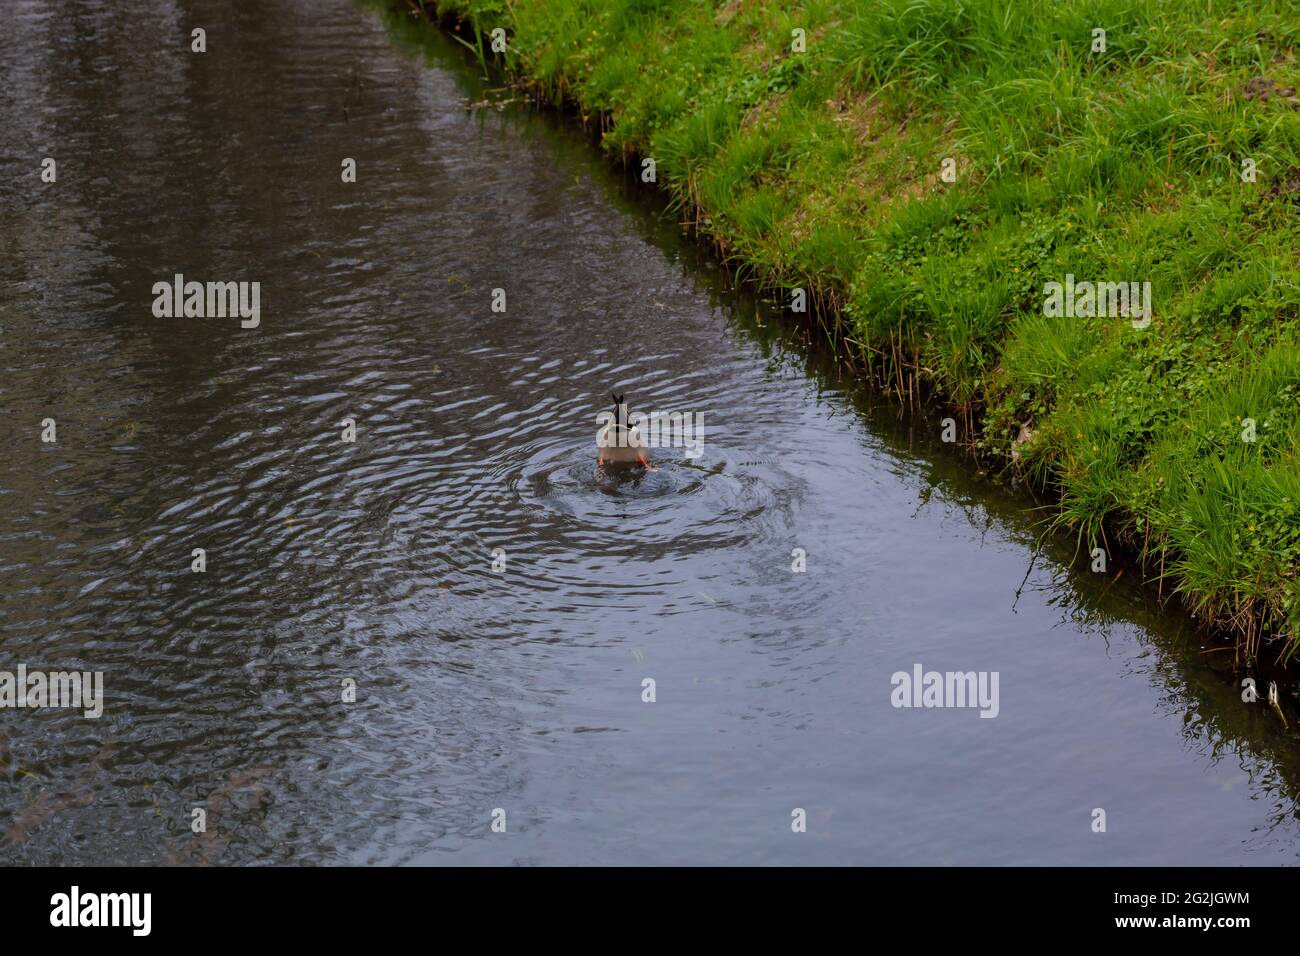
[597,395,654,469]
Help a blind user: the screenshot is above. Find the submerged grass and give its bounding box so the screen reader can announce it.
[406,0,1300,666]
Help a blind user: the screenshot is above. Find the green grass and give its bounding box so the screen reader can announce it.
[407,0,1300,664]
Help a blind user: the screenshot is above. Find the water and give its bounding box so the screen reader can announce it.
[1,0,1298,865]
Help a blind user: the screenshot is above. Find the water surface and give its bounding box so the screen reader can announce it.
[1,0,1299,865]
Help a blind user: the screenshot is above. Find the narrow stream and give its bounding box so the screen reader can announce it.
[1,0,1299,864]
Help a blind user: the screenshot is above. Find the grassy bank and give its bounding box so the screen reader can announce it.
[407,0,1300,664]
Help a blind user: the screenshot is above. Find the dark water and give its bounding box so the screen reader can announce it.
[2,0,1299,865]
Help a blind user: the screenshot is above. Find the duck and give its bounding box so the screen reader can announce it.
[597,394,655,470]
